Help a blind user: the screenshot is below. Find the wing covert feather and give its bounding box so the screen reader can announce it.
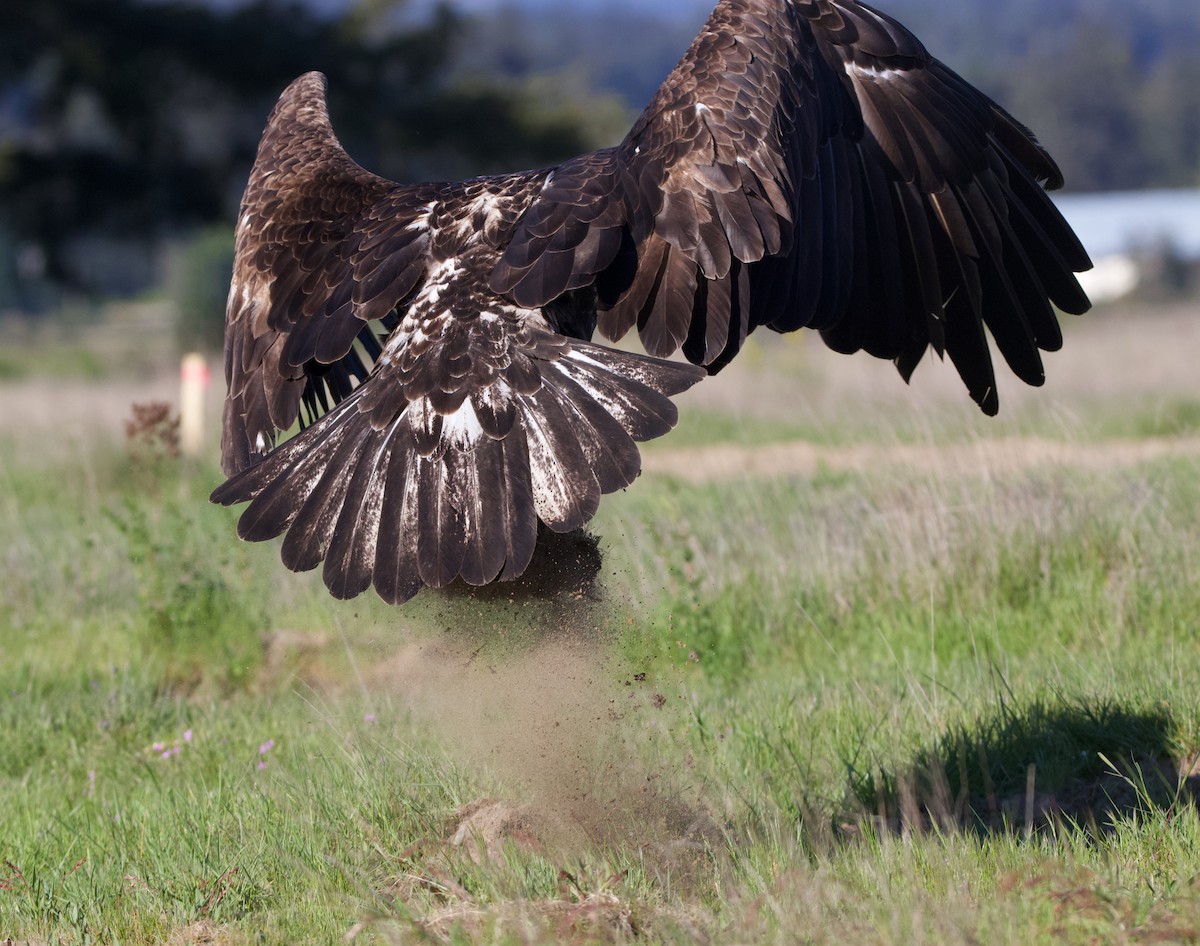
[491,0,1092,416]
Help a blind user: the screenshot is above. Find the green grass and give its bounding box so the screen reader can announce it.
[646,408,838,450]
[4,315,1200,942]
[0,304,178,384]
[1094,397,1200,440]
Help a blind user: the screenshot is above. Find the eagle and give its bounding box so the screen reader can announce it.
[211,0,1092,605]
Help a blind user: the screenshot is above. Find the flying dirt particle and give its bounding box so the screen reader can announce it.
[360,618,723,864]
[355,568,727,880]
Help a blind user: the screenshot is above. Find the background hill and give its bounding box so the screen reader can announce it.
[3,0,1198,303]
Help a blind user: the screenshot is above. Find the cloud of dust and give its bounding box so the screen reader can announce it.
[362,596,712,856]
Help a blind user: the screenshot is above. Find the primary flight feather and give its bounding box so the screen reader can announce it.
[212,0,1092,604]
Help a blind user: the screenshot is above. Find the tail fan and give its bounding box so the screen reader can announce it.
[211,342,702,604]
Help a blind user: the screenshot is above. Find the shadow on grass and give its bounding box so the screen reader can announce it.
[847,699,1198,838]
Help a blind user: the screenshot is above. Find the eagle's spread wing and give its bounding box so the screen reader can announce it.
[215,73,703,603]
[490,0,1092,415]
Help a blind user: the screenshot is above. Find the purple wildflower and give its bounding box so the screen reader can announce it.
[364,714,376,724]
[258,739,275,755]
[183,729,193,743]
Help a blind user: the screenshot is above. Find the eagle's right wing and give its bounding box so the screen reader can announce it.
[491,0,1092,415]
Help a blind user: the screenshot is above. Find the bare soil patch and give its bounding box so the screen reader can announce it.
[164,922,239,946]
[643,435,1200,485]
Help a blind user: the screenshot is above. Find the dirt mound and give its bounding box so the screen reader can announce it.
[449,799,566,863]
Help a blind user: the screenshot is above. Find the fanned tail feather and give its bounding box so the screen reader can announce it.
[211,344,702,603]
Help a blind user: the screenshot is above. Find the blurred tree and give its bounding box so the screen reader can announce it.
[452,4,703,114]
[1003,20,1152,193]
[1141,50,1200,188]
[0,0,605,297]
[171,225,234,353]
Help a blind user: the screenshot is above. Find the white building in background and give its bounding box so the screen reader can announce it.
[1053,189,1200,303]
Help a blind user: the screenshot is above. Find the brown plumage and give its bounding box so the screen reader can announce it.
[212,0,1092,604]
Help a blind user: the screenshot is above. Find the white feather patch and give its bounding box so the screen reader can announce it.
[521,396,575,528]
[236,272,273,333]
[380,311,450,366]
[407,200,438,233]
[847,61,907,83]
[440,398,485,448]
[550,355,634,430]
[462,190,508,238]
[411,257,463,308]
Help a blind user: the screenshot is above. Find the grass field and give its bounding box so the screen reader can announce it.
[2,299,1200,944]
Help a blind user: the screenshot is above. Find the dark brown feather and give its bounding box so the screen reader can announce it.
[214,0,1093,605]
[490,0,1091,412]
[373,446,422,605]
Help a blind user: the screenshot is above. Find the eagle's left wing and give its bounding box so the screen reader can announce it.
[221,73,447,476]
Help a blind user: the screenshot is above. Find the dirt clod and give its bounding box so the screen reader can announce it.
[450,799,553,863]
